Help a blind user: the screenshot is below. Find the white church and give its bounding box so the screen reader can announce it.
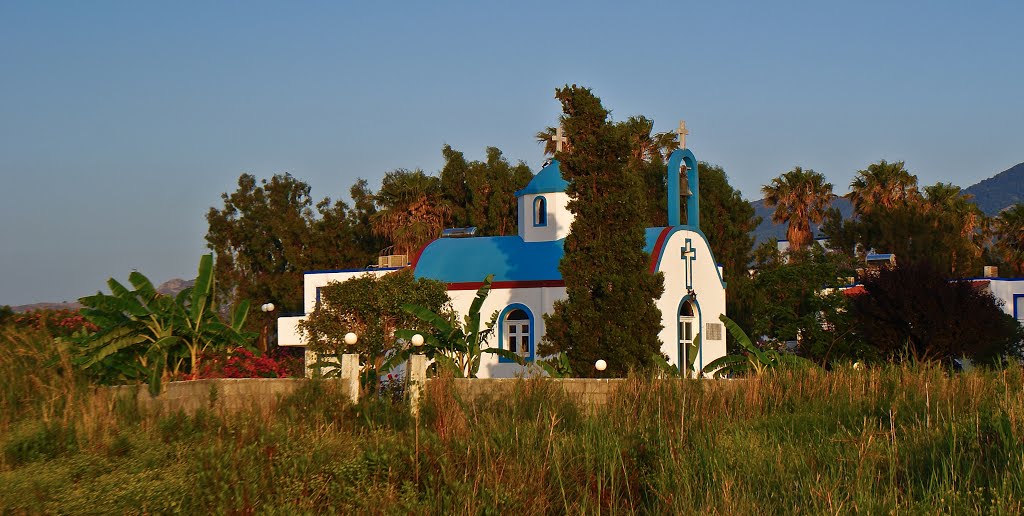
[277,126,728,377]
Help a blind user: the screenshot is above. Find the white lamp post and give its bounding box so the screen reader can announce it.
[344,332,358,346]
[258,302,275,351]
[411,333,424,347]
[595,359,607,372]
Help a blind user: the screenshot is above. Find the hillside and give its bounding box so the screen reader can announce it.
[11,278,194,313]
[964,162,1024,215]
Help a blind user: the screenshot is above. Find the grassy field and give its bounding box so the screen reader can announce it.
[2,327,1024,514]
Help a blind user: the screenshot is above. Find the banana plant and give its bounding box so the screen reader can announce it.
[73,254,254,395]
[383,274,525,378]
[701,314,815,378]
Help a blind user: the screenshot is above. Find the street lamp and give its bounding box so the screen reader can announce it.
[595,359,607,372]
[344,332,358,346]
[411,333,424,346]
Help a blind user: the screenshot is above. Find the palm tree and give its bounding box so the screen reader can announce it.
[762,167,836,250]
[848,160,920,216]
[371,169,451,257]
[924,182,987,273]
[993,204,1024,275]
[652,130,679,161]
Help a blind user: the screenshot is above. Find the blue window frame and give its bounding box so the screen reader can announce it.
[533,196,547,227]
[498,303,534,362]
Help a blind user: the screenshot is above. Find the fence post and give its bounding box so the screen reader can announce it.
[340,353,360,405]
[407,354,427,417]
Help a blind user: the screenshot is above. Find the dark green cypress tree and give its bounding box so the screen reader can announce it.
[541,85,665,376]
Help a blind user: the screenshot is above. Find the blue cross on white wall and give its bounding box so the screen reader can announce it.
[681,238,696,289]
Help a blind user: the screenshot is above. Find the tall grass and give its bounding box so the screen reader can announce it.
[2,327,1023,514]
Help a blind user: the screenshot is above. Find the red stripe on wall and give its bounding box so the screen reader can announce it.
[649,227,673,273]
[447,279,566,291]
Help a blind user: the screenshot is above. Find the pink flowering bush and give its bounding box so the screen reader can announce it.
[197,347,300,379]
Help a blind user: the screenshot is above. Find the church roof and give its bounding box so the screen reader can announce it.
[515,160,568,196]
[413,228,669,284]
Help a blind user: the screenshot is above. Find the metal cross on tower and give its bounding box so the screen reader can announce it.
[677,120,689,150]
[552,126,568,153]
[681,238,696,290]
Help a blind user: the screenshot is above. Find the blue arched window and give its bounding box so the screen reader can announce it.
[498,303,534,362]
[533,196,547,227]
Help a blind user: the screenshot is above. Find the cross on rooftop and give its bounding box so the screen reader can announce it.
[677,120,689,150]
[552,126,568,153]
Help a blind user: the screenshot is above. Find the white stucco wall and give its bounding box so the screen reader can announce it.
[518,192,572,242]
[983,278,1024,321]
[277,267,403,347]
[446,285,566,378]
[654,229,727,375]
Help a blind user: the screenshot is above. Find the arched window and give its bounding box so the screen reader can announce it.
[499,304,534,362]
[533,196,547,227]
[678,300,697,371]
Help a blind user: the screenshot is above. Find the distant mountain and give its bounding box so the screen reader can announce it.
[10,278,193,313]
[964,162,1024,215]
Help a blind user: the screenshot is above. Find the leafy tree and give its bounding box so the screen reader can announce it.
[207,173,380,323]
[762,167,836,251]
[694,163,762,340]
[750,245,865,364]
[371,169,451,257]
[824,177,986,277]
[0,305,13,326]
[441,145,533,235]
[993,204,1024,276]
[850,261,1023,364]
[440,145,473,228]
[297,269,449,383]
[308,179,384,272]
[541,85,666,376]
[391,274,525,378]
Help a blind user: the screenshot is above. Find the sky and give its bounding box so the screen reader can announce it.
[2,1,1022,306]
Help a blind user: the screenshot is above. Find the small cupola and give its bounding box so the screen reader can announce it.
[516,159,572,242]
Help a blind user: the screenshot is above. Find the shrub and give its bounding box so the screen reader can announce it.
[197,347,294,379]
[850,261,1024,363]
[3,421,78,465]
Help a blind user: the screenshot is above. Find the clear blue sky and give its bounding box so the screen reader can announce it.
[2,1,1022,305]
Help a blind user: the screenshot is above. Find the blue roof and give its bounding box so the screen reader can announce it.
[515,160,568,196]
[414,228,667,283]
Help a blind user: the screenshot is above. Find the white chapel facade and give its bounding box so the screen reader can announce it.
[277,124,728,377]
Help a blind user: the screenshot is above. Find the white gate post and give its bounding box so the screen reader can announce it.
[407,354,427,417]
[340,353,360,404]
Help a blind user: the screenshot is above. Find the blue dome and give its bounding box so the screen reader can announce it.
[515,160,568,196]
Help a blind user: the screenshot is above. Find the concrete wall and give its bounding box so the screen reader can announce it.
[104,377,650,415]
[108,378,310,415]
[447,378,628,407]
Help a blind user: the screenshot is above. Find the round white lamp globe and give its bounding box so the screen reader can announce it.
[411,333,425,346]
[261,303,275,312]
[344,332,358,345]
[595,359,607,371]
